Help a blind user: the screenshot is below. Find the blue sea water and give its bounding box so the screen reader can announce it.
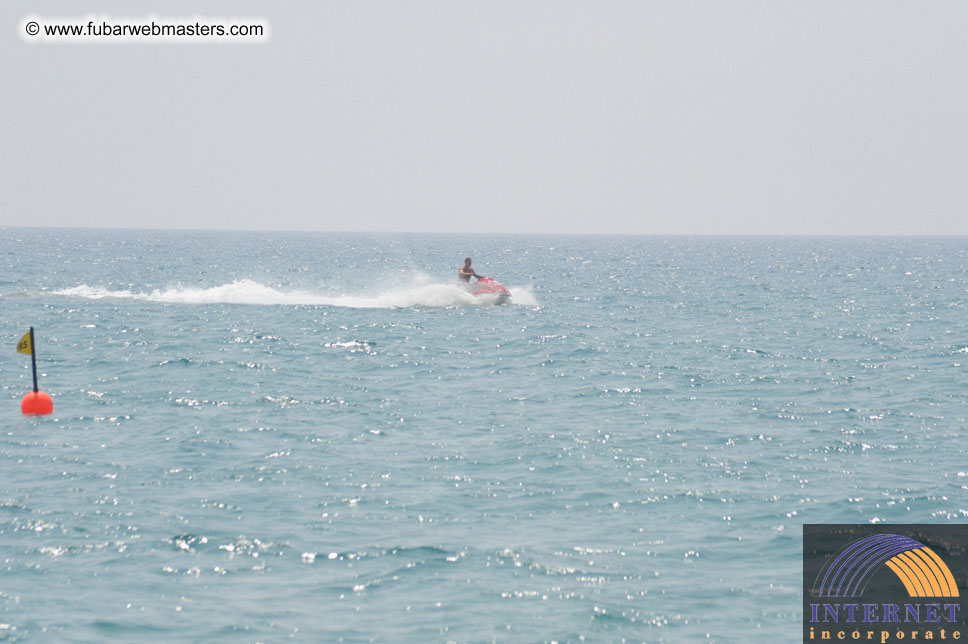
[1,229,967,642]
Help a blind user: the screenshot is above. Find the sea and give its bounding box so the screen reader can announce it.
[1,229,967,643]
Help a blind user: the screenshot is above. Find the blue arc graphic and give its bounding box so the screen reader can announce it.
[815,534,925,597]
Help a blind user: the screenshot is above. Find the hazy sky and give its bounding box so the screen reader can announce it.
[2,1,966,235]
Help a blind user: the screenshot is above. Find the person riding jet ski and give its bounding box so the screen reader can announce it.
[458,257,482,283]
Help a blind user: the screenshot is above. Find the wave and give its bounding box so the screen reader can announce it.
[52,279,537,309]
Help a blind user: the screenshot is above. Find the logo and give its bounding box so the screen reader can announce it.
[804,525,967,643]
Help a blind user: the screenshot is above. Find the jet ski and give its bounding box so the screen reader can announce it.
[468,277,511,304]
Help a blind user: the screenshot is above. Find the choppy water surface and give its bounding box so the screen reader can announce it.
[1,230,967,642]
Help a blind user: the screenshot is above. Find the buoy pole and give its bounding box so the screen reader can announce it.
[29,327,38,393]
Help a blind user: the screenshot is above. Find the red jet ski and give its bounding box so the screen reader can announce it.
[469,277,511,304]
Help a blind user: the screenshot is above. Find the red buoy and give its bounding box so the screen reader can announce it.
[17,327,53,415]
[22,391,53,415]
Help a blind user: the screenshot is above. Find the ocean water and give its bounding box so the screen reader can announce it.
[1,229,967,642]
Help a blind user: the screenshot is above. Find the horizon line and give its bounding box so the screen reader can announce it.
[2,224,967,238]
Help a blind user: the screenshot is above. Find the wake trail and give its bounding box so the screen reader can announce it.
[53,279,537,308]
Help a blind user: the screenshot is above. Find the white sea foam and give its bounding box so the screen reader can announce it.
[507,286,538,306]
[53,279,536,309]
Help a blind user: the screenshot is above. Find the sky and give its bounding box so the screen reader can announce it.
[2,1,967,235]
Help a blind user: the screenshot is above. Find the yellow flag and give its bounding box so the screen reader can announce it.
[16,331,32,355]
